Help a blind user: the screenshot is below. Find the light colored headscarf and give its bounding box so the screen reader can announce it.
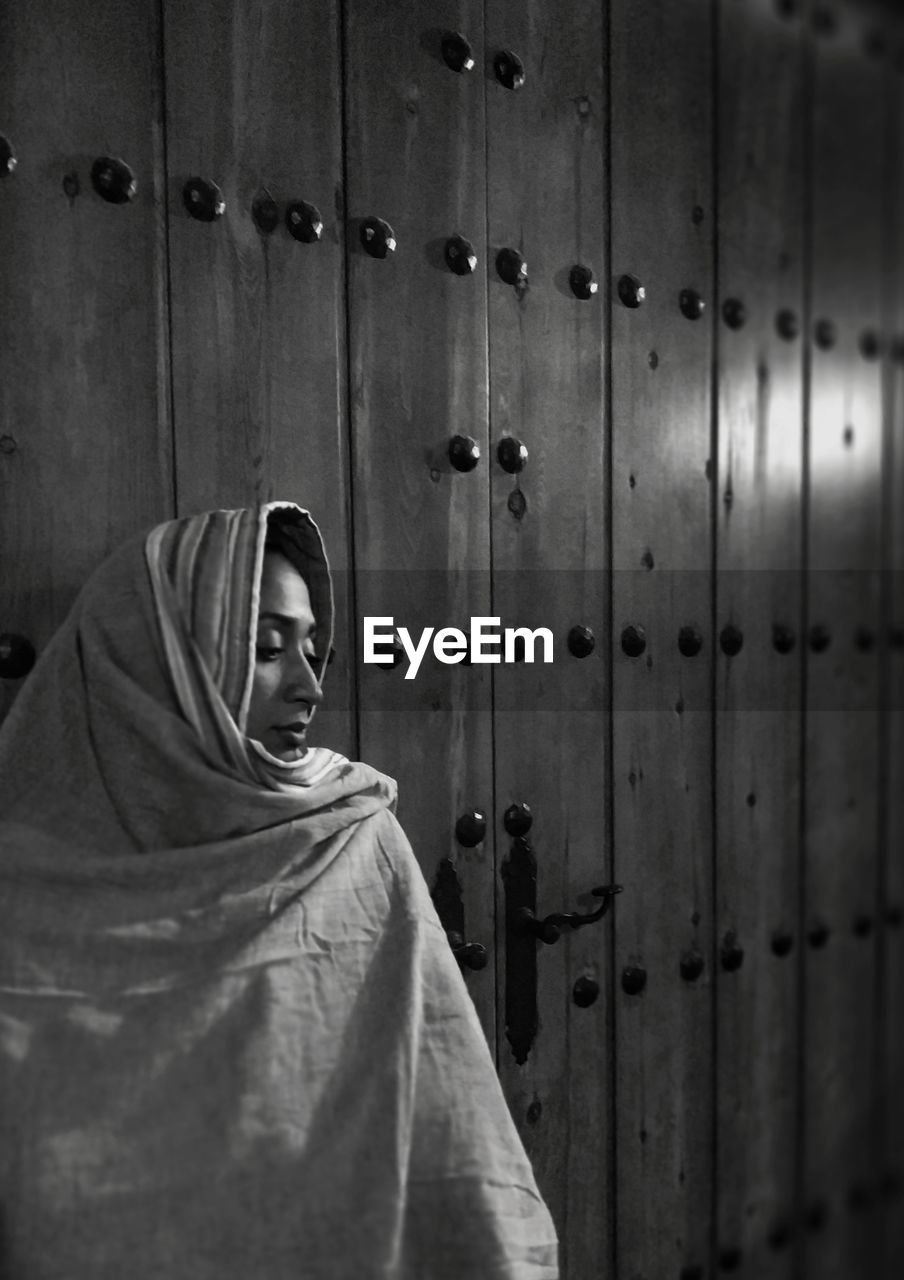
[0,501,558,1278]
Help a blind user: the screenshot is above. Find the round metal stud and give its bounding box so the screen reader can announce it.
[373,635,404,670]
[772,623,796,654]
[722,298,747,330]
[182,177,225,222]
[503,802,532,837]
[573,976,600,1008]
[567,625,595,658]
[621,965,647,995]
[771,930,794,957]
[448,435,480,473]
[854,625,875,653]
[679,288,706,321]
[90,156,137,204]
[718,1247,742,1272]
[720,624,744,657]
[497,437,528,474]
[852,914,872,938]
[251,191,280,235]
[445,234,477,275]
[808,623,831,653]
[569,264,598,300]
[0,633,37,679]
[807,921,830,948]
[494,48,525,90]
[0,135,16,176]
[621,625,646,658]
[441,31,475,73]
[360,216,396,258]
[678,625,703,657]
[286,200,323,243]
[680,949,705,981]
[617,274,645,308]
[767,1221,792,1251]
[496,247,527,287]
[859,330,881,360]
[721,935,744,972]
[455,809,487,847]
[776,308,799,340]
[814,318,836,350]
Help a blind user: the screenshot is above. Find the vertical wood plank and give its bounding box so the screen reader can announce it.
[881,36,904,1277]
[0,0,172,721]
[608,1,715,1276]
[803,3,885,1276]
[342,1,495,1038]
[483,1,609,1273]
[714,1,805,1276]
[163,0,354,753]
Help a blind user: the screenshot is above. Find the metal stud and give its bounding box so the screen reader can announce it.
[621,625,646,658]
[720,933,744,972]
[360,216,396,258]
[772,623,796,654]
[497,437,528,474]
[496,247,527,288]
[680,949,704,981]
[776,308,799,340]
[90,156,137,204]
[286,200,323,243]
[678,625,703,657]
[445,234,478,275]
[679,288,706,321]
[494,48,525,90]
[503,802,533,837]
[617,274,645,308]
[808,921,830,948]
[182,177,225,222]
[448,435,481,473]
[858,329,881,360]
[251,191,279,235]
[720,624,744,657]
[771,930,794,957]
[722,298,746,330]
[0,135,16,176]
[373,635,404,670]
[567,625,595,658]
[814,318,836,350]
[455,810,487,847]
[808,623,831,653]
[621,965,647,995]
[0,633,37,680]
[573,976,600,1008]
[441,31,475,73]
[569,264,598,300]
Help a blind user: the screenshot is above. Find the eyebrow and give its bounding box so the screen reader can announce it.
[258,611,317,634]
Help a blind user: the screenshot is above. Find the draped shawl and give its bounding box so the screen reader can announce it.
[0,501,558,1279]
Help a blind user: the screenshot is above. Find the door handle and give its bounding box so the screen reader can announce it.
[515,884,623,945]
[431,857,488,972]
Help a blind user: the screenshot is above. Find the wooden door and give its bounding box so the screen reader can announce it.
[0,0,172,710]
[715,1,805,1275]
[609,1,716,1276]
[804,4,886,1276]
[484,1,610,1273]
[881,37,904,1275]
[162,0,354,753]
[342,1,496,1037]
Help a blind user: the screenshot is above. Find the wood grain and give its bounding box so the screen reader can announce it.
[714,2,805,1276]
[484,0,609,1272]
[0,0,173,722]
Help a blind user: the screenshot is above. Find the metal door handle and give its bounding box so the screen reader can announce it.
[515,884,623,944]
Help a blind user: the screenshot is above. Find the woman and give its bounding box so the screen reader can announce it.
[0,501,558,1279]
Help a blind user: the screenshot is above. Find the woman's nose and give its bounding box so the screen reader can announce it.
[284,649,324,705]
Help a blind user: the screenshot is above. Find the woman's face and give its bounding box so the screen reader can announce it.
[246,550,324,761]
